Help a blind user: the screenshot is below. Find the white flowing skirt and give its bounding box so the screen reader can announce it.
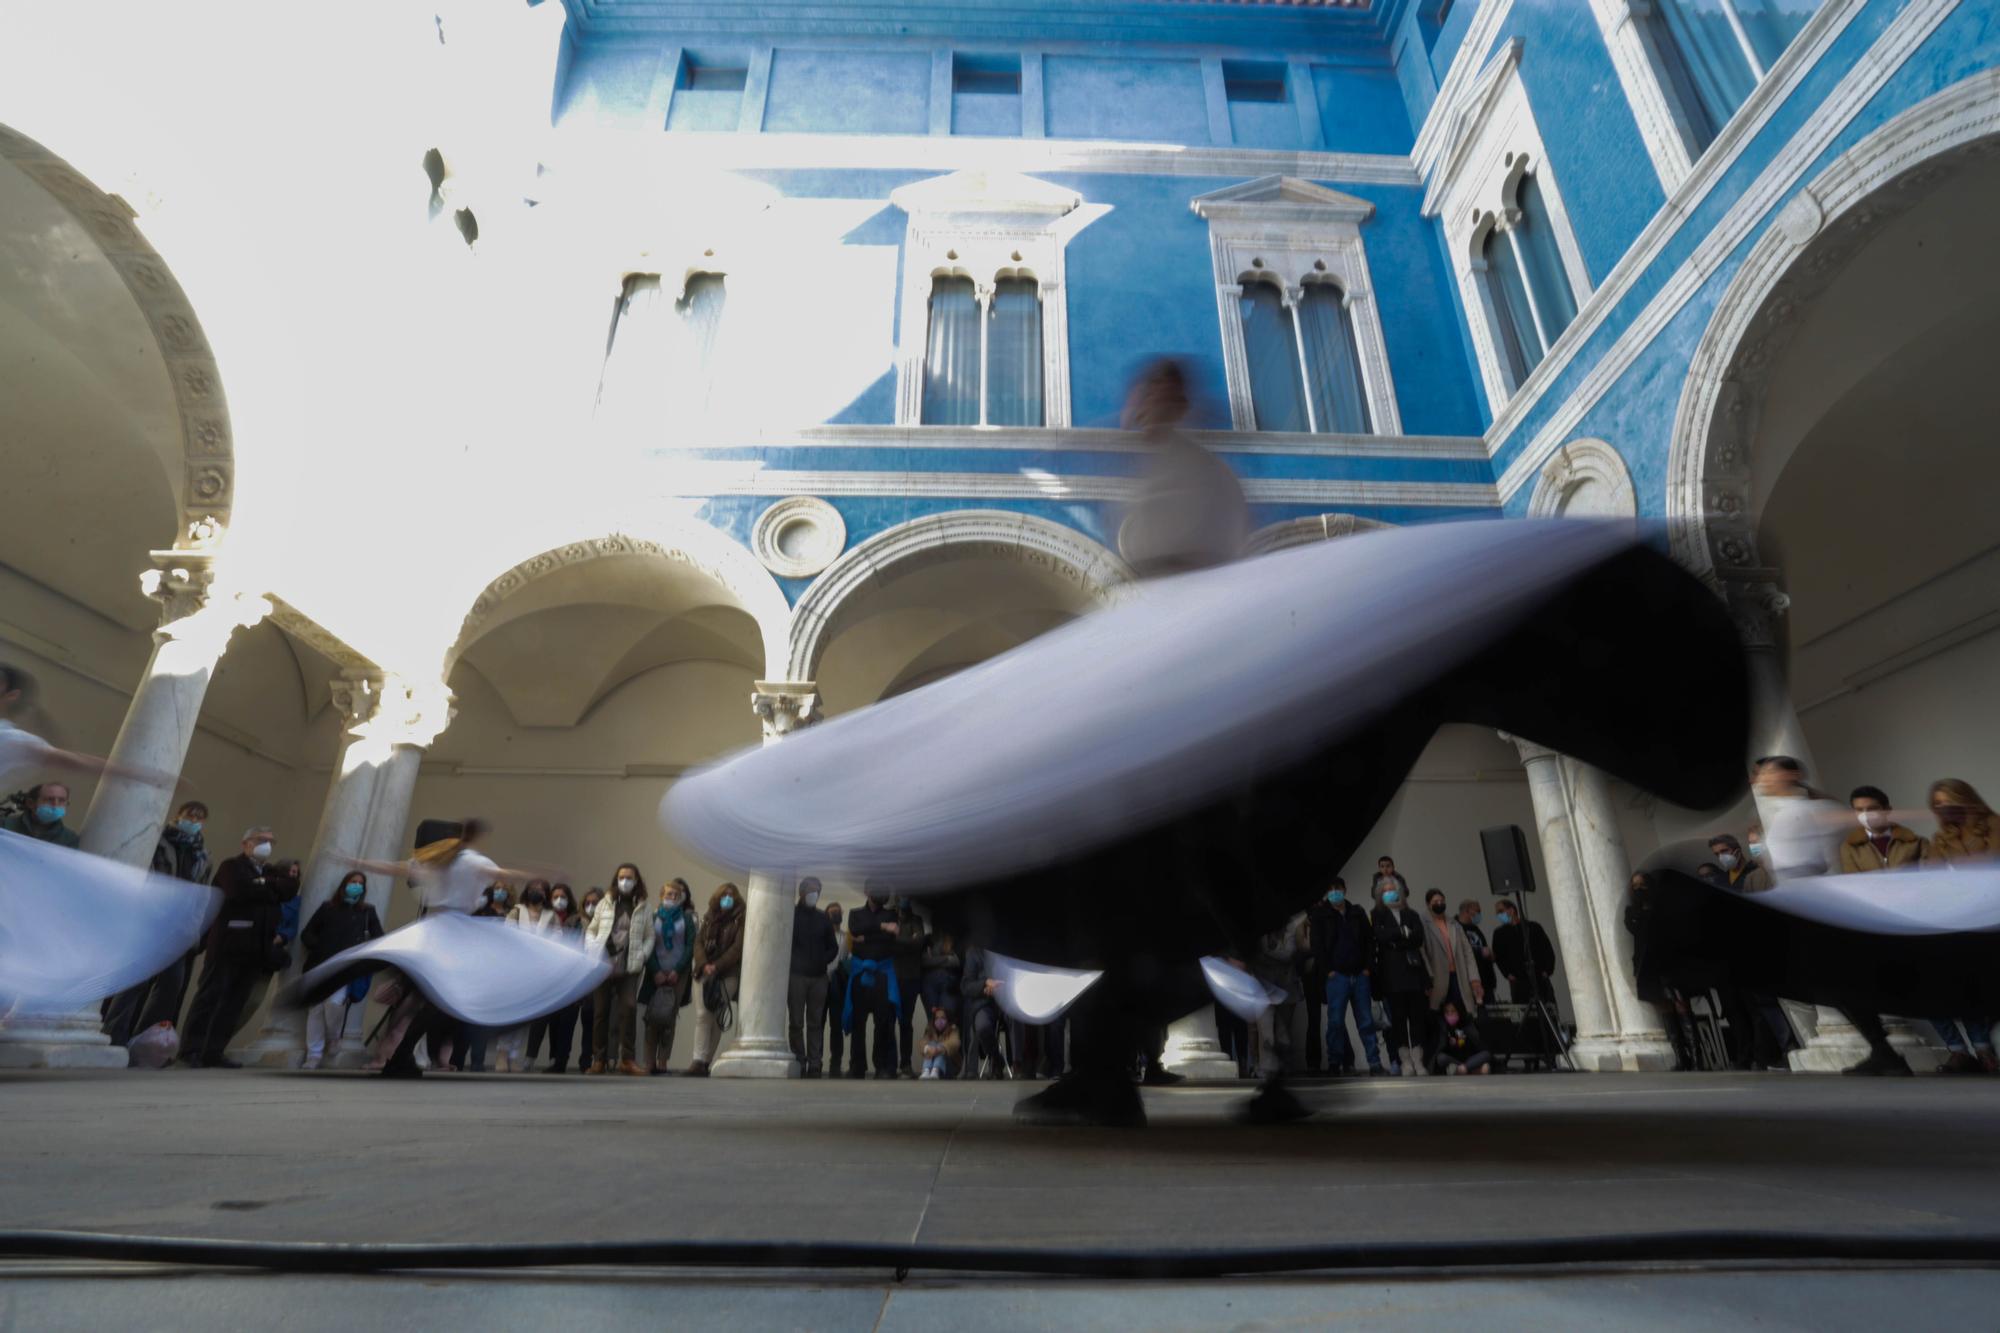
[1750,866,2000,936]
[0,829,218,1012]
[283,914,609,1027]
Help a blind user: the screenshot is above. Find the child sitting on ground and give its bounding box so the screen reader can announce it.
[919,1005,961,1079]
[1432,1000,1492,1075]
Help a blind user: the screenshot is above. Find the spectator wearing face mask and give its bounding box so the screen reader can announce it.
[3,781,78,848]
[824,901,849,1074]
[525,884,584,1072]
[642,878,695,1075]
[181,828,296,1069]
[786,876,838,1077]
[843,889,901,1079]
[1928,779,1998,864]
[1457,899,1497,999]
[1738,826,1775,892]
[298,871,384,1069]
[489,880,559,1072]
[1300,880,1341,1073]
[920,928,963,1025]
[1420,889,1484,1055]
[686,882,745,1077]
[891,896,929,1078]
[1840,788,1926,873]
[1707,835,1751,888]
[1315,880,1383,1076]
[104,799,214,1048]
[958,939,1005,1078]
[1490,898,1555,1007]
[1369,877,1429,1075]
[586,863,654,1076]
[1431,1000,1491,1075]
[919,1005,961,1079]
[463,884,510,1071]
[572,889,604,1071]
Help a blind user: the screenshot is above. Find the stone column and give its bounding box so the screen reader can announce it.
[1510,737,1674,1072]
[0,555,267,1070]
[1163,1005,1240,1080]
[712,681,820,1079]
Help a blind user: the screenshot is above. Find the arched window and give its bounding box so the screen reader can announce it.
[667,272,728,420]
[1478,173,1579,392]
[1297,284,1372,435]
[1645,0,1818,153]
[1239,281,1308,433]
[1236,278,1374,435]
[920,274,1047,426]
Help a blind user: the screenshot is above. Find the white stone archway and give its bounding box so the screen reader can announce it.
[784,509,1132,685]
[1244,512,1394,555]
[1527,439,1637,518]
[1666,69,2000,589]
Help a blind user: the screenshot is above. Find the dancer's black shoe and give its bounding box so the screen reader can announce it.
[1013,1072,1147,1128]
[1140,1065,1186,1087]
[1236,1076,1312,1125]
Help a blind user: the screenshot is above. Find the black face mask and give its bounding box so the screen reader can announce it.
[525,894,546,908]
[1428,900,1445,916]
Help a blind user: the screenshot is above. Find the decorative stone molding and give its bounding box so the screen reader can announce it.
[786,509,1132,682]
[751,496,846,579]
[358,674,459,750]
[1491,0,1940,501]
[264,595,378,672]
[1190,177,1402,436]
[1243,512,1393,556]
[0,125,232,550]
[451,525,792,679]
[1720,578,1793,654]
[139,553,269,651]
[1665,69,2000,586]
[750,680,821,741]
[1412,0,1518,178]
[890,170,1095,427]
[1417,39,1594,414]
[1526,439,1637,519]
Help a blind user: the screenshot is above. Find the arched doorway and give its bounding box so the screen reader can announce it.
[1669,72,2000,806]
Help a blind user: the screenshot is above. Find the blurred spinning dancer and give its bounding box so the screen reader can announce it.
[0,664,218,1016]
[282,819,607,1078]
[664,360,1751,1127]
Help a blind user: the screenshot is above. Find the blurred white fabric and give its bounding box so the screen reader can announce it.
[1201,955,1286,1022]
[984,949,1101,1025]
[0,827,219,1012]
[662,520,1640,890]
[287,912,608,1026]
[1752,867,2000,936]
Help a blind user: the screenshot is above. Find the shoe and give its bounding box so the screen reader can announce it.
[801,1064,820,1080]
[1366,1065,1388,1077]
[1237,1078,1313,1125]
[300,1058,322,1071]
[1140,1066,1187,1087]
[1013,1072,1146,1128]
[587,1061,607,1075]
[649,1067,673,1076]
[618,1060,647,1077]
[1842,1050,1914,1077]
[873,1070,898,1080]
[900,1066,918,1079]
[380,1061,423,1080]
[178,1055,206,1069]
[208,1056,243,1070]
[847,1067,867,1080]
[544,1064,567,1075]
[685,1061,710,1078]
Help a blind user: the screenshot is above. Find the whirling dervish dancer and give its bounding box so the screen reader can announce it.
[663,362,1751,1126]
[277,818,608,1077]
[0,664,219,1016]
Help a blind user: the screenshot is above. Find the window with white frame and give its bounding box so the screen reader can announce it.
[1191,176,1402,437]
[892,170,1097,428]
[1591,0,1823,191]
[596,269,734,434]
[1420,40,1593,411]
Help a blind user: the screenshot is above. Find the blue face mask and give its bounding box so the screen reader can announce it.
[492,891,508,906]
[1382,890,1401,906]
[176,819,203,837]
[34,804,65,826]
[720,895,736,911]
[1327,890,1345,904]
[342,884,364,904]
[1470,911,1482,925]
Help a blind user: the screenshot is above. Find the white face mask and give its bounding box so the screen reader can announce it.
[250,841,273,861]
[616,877,635,894]
[553,897,570,911]
[803,889,820,907]
[1858,810,1888,832]
[583,903,597,920]
[1717,852,1738,870]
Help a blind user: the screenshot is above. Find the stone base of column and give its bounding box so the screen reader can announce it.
[1163,1009,1242,1080]
[1787,1005,1873,1073]
[0,1009,131,1070]
[1567,1032,1677,1073]
[1887,1020,1948,1073]
[711,1037,799,1079]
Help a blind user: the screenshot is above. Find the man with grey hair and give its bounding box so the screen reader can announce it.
[181,826,297,1068]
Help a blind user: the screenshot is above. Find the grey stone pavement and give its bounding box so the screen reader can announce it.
[4,1069,1999,1329]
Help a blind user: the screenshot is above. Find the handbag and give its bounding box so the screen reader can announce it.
[702,975,734,1032]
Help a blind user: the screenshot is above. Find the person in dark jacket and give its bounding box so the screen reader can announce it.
[891,896,928,1077]
[958,942,1005,1078]
[786,877,839,1077]
[1457,899,1498,1000]
[1369,880,1430,1075]
[823,900,848,1075]
[685,882,745,1076]
[920,929,963,1023]
[103,800,213,1047]
[1491,899,1556,1006]
[180,827,297,1068]
[1431,1000,1491,1074]
[2,780,79,847]
[298,871,385,1068]
[1626,871,1699,1071]
[1300,885,1339,1072]
[844,889,901,1078]
[1317,880,1384,1075]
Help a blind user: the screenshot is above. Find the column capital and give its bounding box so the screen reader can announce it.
[751,680,820,741]
[354,674,457,750]
[139,552,270,650]
[1719,575,1791,651]
[1498,731,1559,765]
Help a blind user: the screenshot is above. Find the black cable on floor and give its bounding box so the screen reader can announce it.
[0,1230,1997,1278]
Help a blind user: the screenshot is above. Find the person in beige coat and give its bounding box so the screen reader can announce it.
[1418,887,1485,1020]
[1839,786,1927,875]
[585,863,655,1075]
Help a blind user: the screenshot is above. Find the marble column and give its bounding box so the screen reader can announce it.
[1163,1005,1240,1080]
[712,681,820,1079]
[1510,736,1675,1072]
[236,673,389,1066]
[0,555,266,1070]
